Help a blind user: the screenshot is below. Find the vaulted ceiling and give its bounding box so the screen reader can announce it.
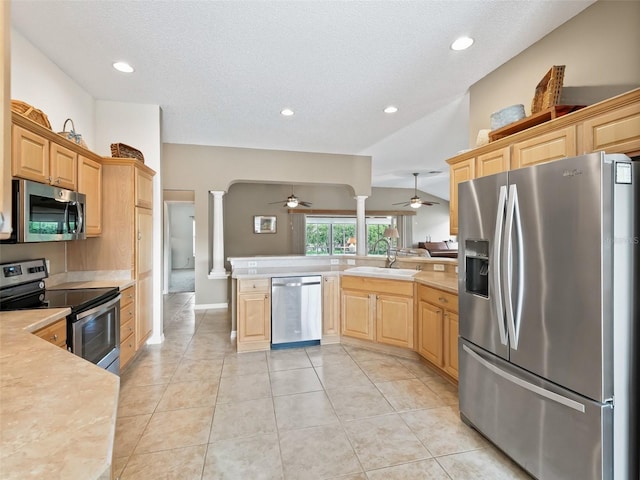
[11,0,594,199]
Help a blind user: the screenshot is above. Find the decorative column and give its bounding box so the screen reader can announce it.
[355,195,368,256]
[209,190,228,278]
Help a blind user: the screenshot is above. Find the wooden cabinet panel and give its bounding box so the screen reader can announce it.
[341,275,413,296]
[120,316,134,343]
[341,290,374,341]
[512,126,576,169]
[417,300,443,367]
[34,319,67,349]
[322,274,340,342]
[135,168,154,208]
[444,311,459,377]
[12,124,49,183]
[120,333,136,369]
[582,102,640,155]
[449,158,475,235]
[477,147,510,177]
[120,285,136,308]
[376,294,413,349]
[237,292,271,352]
[135,206,153,349]
[50,143,77,190]
[419,287,458,313]
[78,155,102,236]
[238,278,269,293]
[417,284,458,380]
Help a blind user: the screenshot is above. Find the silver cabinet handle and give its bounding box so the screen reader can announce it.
[52,334,58,341]
[438,296,448,303]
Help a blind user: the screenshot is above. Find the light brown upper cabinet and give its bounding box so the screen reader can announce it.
[78,155,102,236]
[447,89,640,235]
[12,125,77,190]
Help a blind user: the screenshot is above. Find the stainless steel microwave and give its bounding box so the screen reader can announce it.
[1,179,86,243]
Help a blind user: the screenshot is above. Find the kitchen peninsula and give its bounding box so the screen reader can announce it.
[229,254,459,380]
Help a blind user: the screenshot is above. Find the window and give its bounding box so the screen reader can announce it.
[305,216,398,256]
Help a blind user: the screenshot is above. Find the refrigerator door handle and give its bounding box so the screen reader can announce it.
[492,185,509,346]
[504,184,523,350]
[463,345,586,413]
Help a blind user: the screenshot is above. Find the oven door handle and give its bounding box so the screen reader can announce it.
[75,294,121,322]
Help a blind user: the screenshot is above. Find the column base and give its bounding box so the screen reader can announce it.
[208,269,230,279]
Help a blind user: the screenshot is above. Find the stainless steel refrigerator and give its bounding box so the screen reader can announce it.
[457,152,638,480]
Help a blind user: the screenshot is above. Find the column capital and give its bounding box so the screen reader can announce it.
[209,190,226,198]
[354,195,368,201]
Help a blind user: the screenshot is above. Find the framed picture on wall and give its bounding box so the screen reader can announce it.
[254,215,277,234]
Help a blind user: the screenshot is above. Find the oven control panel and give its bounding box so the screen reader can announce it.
[0,258,48,289]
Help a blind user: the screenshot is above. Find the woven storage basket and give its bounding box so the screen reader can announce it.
[57,118,87,148]
[11,100,52,129]
[531,65,565,114]
[111,143,144,163]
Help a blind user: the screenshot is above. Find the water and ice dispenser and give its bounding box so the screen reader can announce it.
[465,240,489,297]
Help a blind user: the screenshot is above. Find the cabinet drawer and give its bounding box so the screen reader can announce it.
[419,286,458,313]
[238,278,270,293]
[120,285,136,308]
[120,332,136,368]
[341,275,413,297]
[120,316,135,343]
[34,319,67,348]
[120,300,135,325]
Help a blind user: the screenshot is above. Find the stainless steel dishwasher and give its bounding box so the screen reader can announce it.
[271,275,322,348]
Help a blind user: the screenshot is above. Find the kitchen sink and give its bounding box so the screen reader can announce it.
[343,266,419,279]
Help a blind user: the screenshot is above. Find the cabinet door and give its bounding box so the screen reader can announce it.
[449,158,475,235]
[511,126,576,169]
[135,207,153,348]
[341,290,374,341]
[78,155,102,236]
[12,124,49,183]
[418,300,444,367]
[34,319,67,349]
[376,294,413,349]
[477,147,510,178]
[50,143,77,190]
[582,102,640,155]
[444,311,459,379]
[237,293,271,350]
[322,275,340,342]
[135,168,154,208]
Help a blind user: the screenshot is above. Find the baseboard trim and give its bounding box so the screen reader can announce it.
[194,303,229,310]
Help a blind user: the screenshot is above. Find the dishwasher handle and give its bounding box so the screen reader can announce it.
[271,276,322,288]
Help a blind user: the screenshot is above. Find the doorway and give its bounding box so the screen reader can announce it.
[164,194,195,293]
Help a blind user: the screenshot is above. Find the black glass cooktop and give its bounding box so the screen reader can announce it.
[0,287,118,313]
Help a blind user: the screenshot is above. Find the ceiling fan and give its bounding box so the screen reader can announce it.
[269,186,312,208]
[393,173,440,209]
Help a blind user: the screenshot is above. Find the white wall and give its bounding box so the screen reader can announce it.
[11,29,95,149]
[469,0,640,146]
[95,101,163,343]
[168,203,195,270]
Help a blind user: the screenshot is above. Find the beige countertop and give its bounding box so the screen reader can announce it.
[0,309,119,480]
[414,271,459,294]
[49,279,136,290]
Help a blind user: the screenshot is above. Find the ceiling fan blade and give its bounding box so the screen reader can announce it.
[392,201,409,206]
[298,201,313,207]
[422,201,440,206]
[268,200,286,204]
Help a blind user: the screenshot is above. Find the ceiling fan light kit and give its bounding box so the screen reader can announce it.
[392,173,440,209]
[269,186,312,208]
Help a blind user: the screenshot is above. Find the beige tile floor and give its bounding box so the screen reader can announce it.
[114,292,533,480]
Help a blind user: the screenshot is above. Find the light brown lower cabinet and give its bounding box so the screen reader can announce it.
[341,276,414,349]
[34,318,67,349]
[119,285,136,370]
[417,284,459,379]
[237,278,271,352]
[322,274,341,343]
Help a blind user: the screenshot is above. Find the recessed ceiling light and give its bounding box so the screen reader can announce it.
[384,105,399,114]
[113,62,134,73]
[451,36,474,51]
[280,108,294,116]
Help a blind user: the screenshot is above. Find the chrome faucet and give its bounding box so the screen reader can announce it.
[371,238,398,268]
